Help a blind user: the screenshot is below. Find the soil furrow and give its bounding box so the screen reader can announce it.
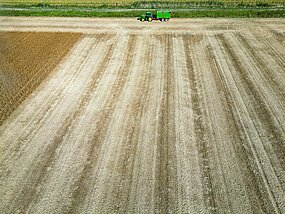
[111,35,152,212]
[217,34,284,213]
[0,33,75,123]
[236,33,285,115]
[183,34,217,213]
[0,32,81,126]
[17,34,115,213]
[220,34,285,177]
[154,34,178,213]
[1,18,285,214]
[270,30,285,45]
[238,33,285,90]
[233,33,285,173]
[207,43,272,214]
[0,33,80,123]
[0,31,30,50]
[253,28,285,69]
[68,34,137,213]
[0,35,97,181]
[209,34,282,214]
[0,34,109,213]
[218,34,285,168]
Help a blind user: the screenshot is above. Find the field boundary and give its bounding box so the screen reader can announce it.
[0,1,285,18]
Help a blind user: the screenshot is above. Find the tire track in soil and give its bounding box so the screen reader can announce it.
[52,34,115,146]
[111,35,152,212]
[234,33,285,173]
[124,35,165,213]
[17,35,95,137]
[236,33,285,103]
[206,43,271,213]
[219,34,285,179]
[68,34,137,213]
[183,34,217,213]
[0,19,284,213]
[253,28,285,69]
[209,34,282,213]
[270,30,285,45]
[236,33,285,109]
[0,34,106,213]
[154,34,178,213]
[0,35,86,186]
[217,34,284,213]
[15,34,116,214]
[0,35,97,182]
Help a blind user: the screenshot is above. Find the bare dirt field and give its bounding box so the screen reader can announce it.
[0,17,285,213]
[0,31,81,125]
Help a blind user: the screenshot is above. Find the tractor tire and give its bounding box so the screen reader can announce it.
[141,19,145,22]
[148,18,152,22]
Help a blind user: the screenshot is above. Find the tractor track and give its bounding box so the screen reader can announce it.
[252,27,285,69]
[236,33,285,103]
[0,34,117,213]
[216,34,284,213]
[222,34,285,180]
[234,33,285,175]
[0,18,285,214]
[0,33,84,178]
[0,35,94,178]
[22,34,116,214]
[110,35,152,213]
[207,40,274,214]
[208,35,277,213]
[183,34,217,213]
[68,34,137,213]
[153,34,178,214]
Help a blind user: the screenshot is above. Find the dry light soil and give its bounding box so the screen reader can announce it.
[0,17,285,214]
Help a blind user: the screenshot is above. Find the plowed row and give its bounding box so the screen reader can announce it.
[0,18,285,214]
[0,32,81,125]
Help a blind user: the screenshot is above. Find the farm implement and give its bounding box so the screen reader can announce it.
[137,11,171,22]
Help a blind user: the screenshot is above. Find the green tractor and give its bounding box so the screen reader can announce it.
[137,11,171,22]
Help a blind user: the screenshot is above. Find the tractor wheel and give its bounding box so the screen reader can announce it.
[148,18,152,22]
[141,19,144,22]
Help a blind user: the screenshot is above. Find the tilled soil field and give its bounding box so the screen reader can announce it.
[0,17,285,214]
[0,31,81,125]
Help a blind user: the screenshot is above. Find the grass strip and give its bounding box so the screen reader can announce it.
[0,8,285,18]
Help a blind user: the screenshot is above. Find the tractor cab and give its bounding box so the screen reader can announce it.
[138,12,153,22]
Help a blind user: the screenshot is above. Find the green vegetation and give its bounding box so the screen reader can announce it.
[1,1,285,8]
[0,7,284,18]
[0,0,284,5]
[0,0,284,17]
